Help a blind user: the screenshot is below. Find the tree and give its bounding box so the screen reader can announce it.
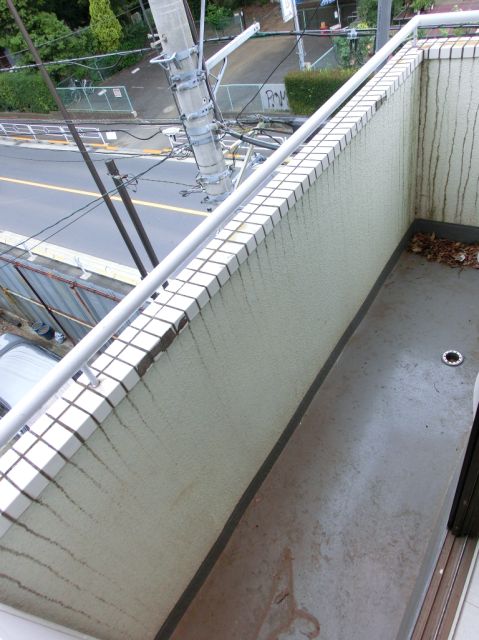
[48,0,90,29]
[89,0,122,53]
[357,0,405,26]
[3,12,89,64]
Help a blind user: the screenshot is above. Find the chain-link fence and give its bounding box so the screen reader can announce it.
[310,45,337,70]
[56,85,135,114]
[195,10,244,40]
[297,2,358,30]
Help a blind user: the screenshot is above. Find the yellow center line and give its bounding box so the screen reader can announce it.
[0,175,208,218]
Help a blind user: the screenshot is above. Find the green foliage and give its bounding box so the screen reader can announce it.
[410,0,433,12]
[47,0,90,28]
[357,0,405,25]
[0,0,40,39]
[91,22,149,82]
[0,71,55,113]
[206,3,232,31]
[285,67,357,116]
[187,0,202,20]
[3,12,92,68]
[89,0,122,53]
[333,24,374,68]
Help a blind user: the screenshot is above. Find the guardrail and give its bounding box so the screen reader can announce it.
[1,11,478,447]
[0,122,105,144]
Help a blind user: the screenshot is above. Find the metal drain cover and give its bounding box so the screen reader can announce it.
[442,350,464,367]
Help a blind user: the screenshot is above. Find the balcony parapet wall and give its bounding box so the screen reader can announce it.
[1,36,477,640]
[417,36,479,224]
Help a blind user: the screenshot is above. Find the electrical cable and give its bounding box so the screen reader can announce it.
[0,47,152,74]
[0,149,164,163]
[0,3,144,64]
[218,125,279,151]
[234,4,332,125]
[107,127,164,141]
[1,118,181,126]
[138,177,196,188]
[0,147,179,266]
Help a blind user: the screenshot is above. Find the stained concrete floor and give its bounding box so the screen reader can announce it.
[169,253,479,640]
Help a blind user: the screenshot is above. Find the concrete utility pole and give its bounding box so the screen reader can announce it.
[138,0,154,35]
[105,159,159,269]
[375,0,393,52]
[149,0,233,202]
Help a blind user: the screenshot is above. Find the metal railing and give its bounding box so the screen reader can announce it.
[0,122,105,144]
[1,11,478,446]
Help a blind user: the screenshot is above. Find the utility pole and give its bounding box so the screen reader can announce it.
[375,0,393,52]
[5,0,149,280]
[105,159,159,269]
[149,0,233,203]
[138,0,154,36]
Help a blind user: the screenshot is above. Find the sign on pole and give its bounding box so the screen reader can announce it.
[280,0,294,22]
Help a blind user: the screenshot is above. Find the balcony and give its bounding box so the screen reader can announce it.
[1,13,479,640]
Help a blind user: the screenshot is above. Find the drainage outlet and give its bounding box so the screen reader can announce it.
[442,350,464,367]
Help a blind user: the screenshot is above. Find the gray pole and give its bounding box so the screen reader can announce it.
[139,0,154,35]
[375,0,393,52]
[5,0,149,280]
[149,0,233,202]
[106,159,159,269]
[292,2,306,70]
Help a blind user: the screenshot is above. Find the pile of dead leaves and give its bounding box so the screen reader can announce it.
[408,233,479,269]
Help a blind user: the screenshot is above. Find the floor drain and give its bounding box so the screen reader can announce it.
[442,350,464,366]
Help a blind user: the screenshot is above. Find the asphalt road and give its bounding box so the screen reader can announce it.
[0,145,208,269]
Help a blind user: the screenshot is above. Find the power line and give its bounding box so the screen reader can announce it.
[0,147,178,268]
[236,5,322,124]
[0,3,145,64]
[0,149,163,162]
[0,47,152,74]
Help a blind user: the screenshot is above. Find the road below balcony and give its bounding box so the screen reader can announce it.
[169,250,479,640]
[0,145,207,269]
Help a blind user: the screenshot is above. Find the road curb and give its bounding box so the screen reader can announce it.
[0,135,173,157]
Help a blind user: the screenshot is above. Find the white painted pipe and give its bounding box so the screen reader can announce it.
[1,11,478,446]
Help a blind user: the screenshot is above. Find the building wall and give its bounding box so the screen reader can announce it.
[0,46,423,640]
[416,42,479,225]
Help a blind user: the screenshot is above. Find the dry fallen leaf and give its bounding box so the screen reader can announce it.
[408,233,479,269]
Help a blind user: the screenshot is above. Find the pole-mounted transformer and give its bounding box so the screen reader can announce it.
[149,0,233,203]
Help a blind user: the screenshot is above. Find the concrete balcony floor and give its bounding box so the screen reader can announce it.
[170,252,479,640]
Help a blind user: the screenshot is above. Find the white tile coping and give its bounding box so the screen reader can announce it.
[1,36,477,538]
[419,35,479,60]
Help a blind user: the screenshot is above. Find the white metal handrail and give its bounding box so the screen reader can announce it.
[1,11,478,447]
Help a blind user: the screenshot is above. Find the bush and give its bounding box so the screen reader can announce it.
[284,67,357,115]
[206,4,232,31]
[83,22,149,83]
[357,0,405,25]
[115,22,149,68]
[0,71,56,113]
[410,0,433,11]
[333,24,374,68]
[89,0,122,53]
